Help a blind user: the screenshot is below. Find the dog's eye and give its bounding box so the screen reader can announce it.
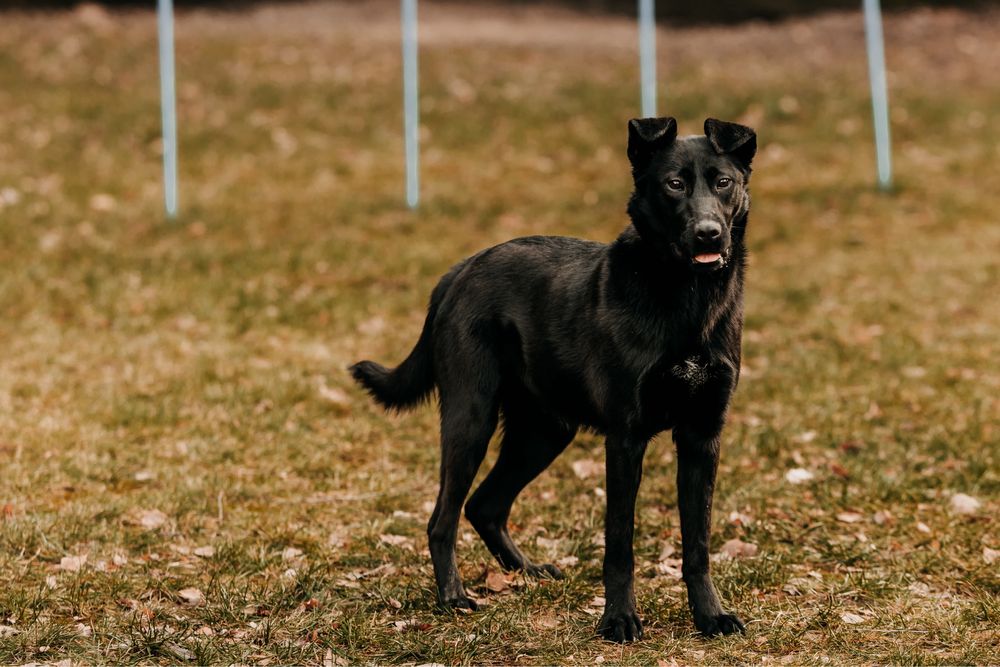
[716,177,733,189]
[666,179,685,191]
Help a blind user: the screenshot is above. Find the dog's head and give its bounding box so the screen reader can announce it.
[626,117,756,272]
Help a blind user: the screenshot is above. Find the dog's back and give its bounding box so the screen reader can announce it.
[351,234,606,417]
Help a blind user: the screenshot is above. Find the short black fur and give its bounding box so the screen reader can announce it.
[351,117,757,642]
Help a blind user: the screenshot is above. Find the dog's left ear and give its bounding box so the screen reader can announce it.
[704,118,757,171]
[628,117,677,175]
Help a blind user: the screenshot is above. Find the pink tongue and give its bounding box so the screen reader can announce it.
[694,253,722,264]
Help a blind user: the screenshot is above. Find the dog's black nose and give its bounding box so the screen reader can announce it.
[694,221,722,244]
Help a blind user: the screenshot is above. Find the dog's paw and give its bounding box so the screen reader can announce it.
[694,611,745,637]
[441,595,479,612]
[597,608,644,643]
[524,563,564,580]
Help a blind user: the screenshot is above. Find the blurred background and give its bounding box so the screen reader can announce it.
[3,0,998,23]
[0,0,996,664]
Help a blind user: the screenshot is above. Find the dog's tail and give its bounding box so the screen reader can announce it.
[349,265,461,412]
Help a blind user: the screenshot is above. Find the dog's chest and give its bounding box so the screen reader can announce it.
[669,356,710,390]
[630,353,711,434]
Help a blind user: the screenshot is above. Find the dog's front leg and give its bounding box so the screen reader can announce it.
[674,423,745,636]
[597,433,648,642]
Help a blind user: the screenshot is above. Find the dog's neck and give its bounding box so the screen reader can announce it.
[608,221,745,354]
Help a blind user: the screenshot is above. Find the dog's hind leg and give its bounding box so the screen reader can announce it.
[427,369,500,611]
[464,403,576,578]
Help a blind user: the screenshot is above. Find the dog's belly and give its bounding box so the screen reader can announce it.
[510,343,656,434]
[510,354,604,428]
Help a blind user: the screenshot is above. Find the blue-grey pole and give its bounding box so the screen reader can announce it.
[157,0,178,217]
[638,0,657,117]
[401,0,419,208]
[863,0,892,190]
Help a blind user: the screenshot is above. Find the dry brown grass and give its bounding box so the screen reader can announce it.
[0,1,997,663]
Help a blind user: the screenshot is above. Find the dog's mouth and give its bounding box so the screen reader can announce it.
[689,248,729,271]
[669,243,731,271]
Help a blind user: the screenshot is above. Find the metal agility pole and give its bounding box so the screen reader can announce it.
[158,0,179,217]
[402,0,420,208]
[638,0,657,118]
[863,0,893,190]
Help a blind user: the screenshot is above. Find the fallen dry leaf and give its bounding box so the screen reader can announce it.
[535,536,560,552]
[840,612,865,624]
[59,555,87,572]
[379,534,412,548]
[836,511,864,523]
[533,614,560,629]
[829,463,850,479]
[916,521,932,534]
[160,641,194,661]
[391,619,432,633]
[873,510,894,525]
[728,510,753,526]
[782,578,811,596]
[785,468,815,484]
[718,538,758,559]
[484,570,510,593]
[128,509,168,531]
[193,546,215,558]
[656,559,683,578]
[178,587,204,606]
[282,547,304,560]
[318,384,351,412]
[840,440,864,454]
[324,649,349,667]
[983,547,998,565]
[949,493,981,515]
[88,193,116,212]
[357,316,387,336]
[571,459,603,479]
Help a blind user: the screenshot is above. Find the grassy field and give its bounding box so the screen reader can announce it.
[0,2,998,664]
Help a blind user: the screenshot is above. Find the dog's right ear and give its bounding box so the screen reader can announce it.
[627,117,677,175]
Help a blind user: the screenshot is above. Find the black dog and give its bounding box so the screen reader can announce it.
[351,117,755,642]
